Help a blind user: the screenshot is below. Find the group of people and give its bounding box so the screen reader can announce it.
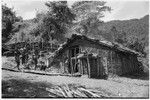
[14,47,40,71]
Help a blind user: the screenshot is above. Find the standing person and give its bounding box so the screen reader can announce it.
[64,58,69,73]
[39,53,47,71]
[25,48,30,69]
[33,49,39,70]
[32,54,38,70]
[21,47,26,68]
[14,48,21,70]
[25,48,29,66]
[102,57,108,79]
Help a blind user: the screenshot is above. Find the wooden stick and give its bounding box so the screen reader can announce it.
[78,87,100,97]
[57,86,67,97]
[63,85,73,97]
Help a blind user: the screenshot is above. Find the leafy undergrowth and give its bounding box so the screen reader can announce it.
[2,79,110,98]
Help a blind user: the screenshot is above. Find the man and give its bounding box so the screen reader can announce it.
[64,58,69,73]
[38,53,47,71]
[102,57,108,79]
[32,54,36,70]
[24,48,30,69]
[14,48,21,70]
[33,49,39,70]
[21,47,26,67]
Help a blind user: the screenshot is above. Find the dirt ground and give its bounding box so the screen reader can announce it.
[2,57,149,98]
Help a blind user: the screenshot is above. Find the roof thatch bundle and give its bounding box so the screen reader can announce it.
[52,34,142,59]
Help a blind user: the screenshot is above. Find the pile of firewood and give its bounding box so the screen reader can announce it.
[45,84,109,98]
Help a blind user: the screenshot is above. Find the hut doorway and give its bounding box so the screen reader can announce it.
[85,55,106,79]
[69,46,80,74]
[80,58,88,75]
[71,59,79,73]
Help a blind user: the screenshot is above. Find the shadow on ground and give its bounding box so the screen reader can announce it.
[2,79,54,98]
[121,72,149,80]
[2,78,112,98]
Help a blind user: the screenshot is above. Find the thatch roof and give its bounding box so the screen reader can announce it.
[53,34,142,59]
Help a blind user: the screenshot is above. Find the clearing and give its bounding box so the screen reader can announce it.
[2,57,149,98]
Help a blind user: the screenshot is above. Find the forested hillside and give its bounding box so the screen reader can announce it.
[101,15,149,47]
[102,15,148,54]
[74,15,149,55]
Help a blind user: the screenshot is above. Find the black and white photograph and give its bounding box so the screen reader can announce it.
[2,0,149,98]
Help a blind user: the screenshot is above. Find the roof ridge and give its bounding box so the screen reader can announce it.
[53,34,142,58]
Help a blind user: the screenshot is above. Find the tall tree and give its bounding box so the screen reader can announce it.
[37,1,76,43]
[110,26,118,42]
[115,31,127,45]
[71,1,111,35]
[72,1,111,21]
[2,4,22,43]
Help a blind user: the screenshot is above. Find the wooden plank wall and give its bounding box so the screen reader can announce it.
[58,38,140,77]
[89,57,97,78]
[119,53,139,75]
[131,55,140,73]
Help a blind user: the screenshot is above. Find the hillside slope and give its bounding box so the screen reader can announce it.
[100,15,149,46]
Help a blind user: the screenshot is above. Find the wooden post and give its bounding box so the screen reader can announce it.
[78,59,81,74]
[71,58,73,74]
[122,57,126,74]
[70,49,72,74]
[100,57,103,77]
[97,57,100,77]
[83,60,85,75]
[80,59,83,75]
[120,54,123,75]
[50,43,52,50]
[111,51,113,75]
[60,62,63,73]
[63,59,65,73]
[69,49,72,74]
[130,56,133,73]
[87,54,91,78]
[75,48,77,73]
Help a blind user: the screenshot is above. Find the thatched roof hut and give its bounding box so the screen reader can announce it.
[53,34,142,59]
[51,34,142,79]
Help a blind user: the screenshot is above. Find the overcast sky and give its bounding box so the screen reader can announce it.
[2,0,149,22]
